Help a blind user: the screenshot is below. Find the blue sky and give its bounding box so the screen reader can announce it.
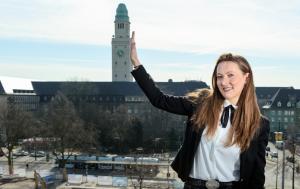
[0,0,299,88]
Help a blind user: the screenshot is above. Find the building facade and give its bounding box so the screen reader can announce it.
[262,88,300,140]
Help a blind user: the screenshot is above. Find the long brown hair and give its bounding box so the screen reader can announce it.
[189,53,261,152]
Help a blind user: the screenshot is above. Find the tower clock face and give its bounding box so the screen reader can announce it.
[116,49,124,57]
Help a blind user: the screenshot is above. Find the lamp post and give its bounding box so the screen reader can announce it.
[274,131,279,189]
[291,136,296,189]
[166,153,170,189]
[136,147,143,189]
[282,141,285,189]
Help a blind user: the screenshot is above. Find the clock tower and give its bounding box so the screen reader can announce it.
[112,3,133,82]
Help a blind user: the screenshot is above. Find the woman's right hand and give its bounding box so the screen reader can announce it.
[130,31,141,67]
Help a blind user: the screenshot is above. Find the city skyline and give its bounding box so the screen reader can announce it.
[0,0,299,88]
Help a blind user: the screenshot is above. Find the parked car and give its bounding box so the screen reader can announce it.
[270,151,278,158]
[13,150,29,157]
[275,141,283,150]
[286,156,295,163]
[0,150,5,157]
[30,151,46,157]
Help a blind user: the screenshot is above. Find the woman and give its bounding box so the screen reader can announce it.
[130,31,270,189]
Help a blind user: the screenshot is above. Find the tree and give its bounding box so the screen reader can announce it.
[0,97,32,174]
[43,91,95,168]
[167,128,179,151]
[126,117,143,150]
[285,124,300,189]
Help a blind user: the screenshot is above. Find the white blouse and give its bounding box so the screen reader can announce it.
[189,100,241,182]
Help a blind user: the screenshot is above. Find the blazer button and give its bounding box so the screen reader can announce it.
[240,178,244,182]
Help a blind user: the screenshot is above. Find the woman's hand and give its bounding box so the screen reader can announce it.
[130,31,141,67]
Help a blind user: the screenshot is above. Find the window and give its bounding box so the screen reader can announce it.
[278,110,282,116]
[287,101,291,107]
[277,101,281,107]
[118,23,124,29]
[297,101,300,108]
[125,74,127,78]
[291,111,294,116]
[124,61,127,65]
[284,110,289,116]
[271,110,275,115]
[115,61,117,65]
[271,117,275,122]
[290,117,294,122]
[115,74,117,78]
[284,117,288,122]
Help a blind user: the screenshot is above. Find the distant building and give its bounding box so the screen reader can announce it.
[262,88,300,135]
[111,3,132,82]
[31,80,208,133]
[0,78,39,111]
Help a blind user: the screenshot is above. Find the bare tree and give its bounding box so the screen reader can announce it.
[43,91,95,168]
[285,124,300,189]
[0,97,32,174]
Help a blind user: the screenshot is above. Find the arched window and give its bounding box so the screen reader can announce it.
[287,101,291,107]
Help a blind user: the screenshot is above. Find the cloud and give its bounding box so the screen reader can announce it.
[0,0,299,56]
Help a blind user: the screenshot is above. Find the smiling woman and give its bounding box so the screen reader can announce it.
[130,31,270,189]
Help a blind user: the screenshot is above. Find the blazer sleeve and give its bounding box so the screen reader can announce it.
[131,65,195,116]
[249,117,270,188]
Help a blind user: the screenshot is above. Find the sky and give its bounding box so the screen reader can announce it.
[0,0,299,88]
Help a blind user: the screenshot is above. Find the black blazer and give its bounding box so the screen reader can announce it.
[131,65,270,189]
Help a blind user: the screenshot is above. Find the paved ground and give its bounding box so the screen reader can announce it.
[0,177,35,189]
[0,144,299,189]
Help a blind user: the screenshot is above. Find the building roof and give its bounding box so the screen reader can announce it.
[0,76,35,94]
[255,87,292,99]
[266,88,300,109]
[31,81,209,97]
[0,82,5,94]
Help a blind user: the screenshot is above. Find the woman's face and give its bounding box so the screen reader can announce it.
[216,61,249,105]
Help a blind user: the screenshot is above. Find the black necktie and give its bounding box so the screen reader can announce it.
[221,105,235,128]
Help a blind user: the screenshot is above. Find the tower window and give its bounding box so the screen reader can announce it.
[118,23,124,29]
[125,74,127,78]
[115,61,117,65]
[115,74,117,78]
[124,61,127,65]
